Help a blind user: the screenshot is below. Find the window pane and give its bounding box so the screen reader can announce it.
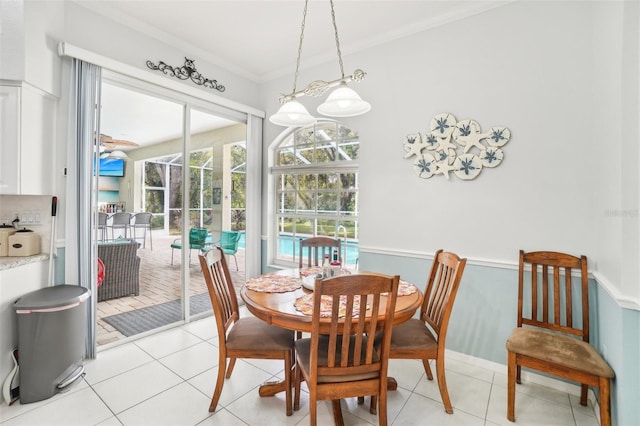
[145,190,164,213]
[297,191,316,213]
[339,192,357,215]
[271,120,359,266]
[317,192,337,214]
[145,162,165,187]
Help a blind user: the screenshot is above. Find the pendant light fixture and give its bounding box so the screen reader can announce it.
[269,0,370,127]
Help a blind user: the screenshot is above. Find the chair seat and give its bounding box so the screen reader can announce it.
[506,328,614,378]
[388,318,438,352]
[295,335,380,383]
[227,317,294,351]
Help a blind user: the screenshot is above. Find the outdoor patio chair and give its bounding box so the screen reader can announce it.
[131,212,153,249]
[109,212,132,240]
[218,230,241,271]
[170,227,209,265]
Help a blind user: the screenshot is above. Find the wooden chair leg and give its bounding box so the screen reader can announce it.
[369,395,377,414]
[435,356,453,414]
[225,358,236,378]
[378,388,388,426]
[507,351,516,422]
[332,399,344,426]
[284,351,293,416]
[599,377,611,426]
[580,383,588,406]
[209,355,227,412]
[294,362,301,411]
[422,358,434,380]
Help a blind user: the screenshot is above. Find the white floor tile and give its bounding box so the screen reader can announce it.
[159,341,218,380]
[0,379,89,423]
[181,316,218,341]
[493,371,573,407]
[413,368,492,418]
[1,387,113,425]
[188,359,274,409]
[387,358,426,391]
[134,328,203,358]
[116,382,211,426]
[197,408,249,425]
[91,361,183,414]
[86,342,154,384]
[392,392,485,425]
[486,383,576,426]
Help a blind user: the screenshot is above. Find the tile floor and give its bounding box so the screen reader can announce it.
[0,307,601,426]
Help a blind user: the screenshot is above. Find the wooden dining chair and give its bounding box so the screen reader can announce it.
[198,248,295,415]
[299,236,341,268]
[381,249,466,414]
[293,272,400,426]
[506,250,614,426]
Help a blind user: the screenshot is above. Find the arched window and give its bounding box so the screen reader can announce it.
[269,120,359,267]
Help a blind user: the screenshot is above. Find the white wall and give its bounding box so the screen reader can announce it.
[592,0,640,307]
[260,1,638,305]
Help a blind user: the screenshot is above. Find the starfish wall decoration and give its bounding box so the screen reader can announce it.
[402,112,511,181]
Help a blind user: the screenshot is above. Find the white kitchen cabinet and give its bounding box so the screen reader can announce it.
[0,85,20,194]
[0,83,56,195]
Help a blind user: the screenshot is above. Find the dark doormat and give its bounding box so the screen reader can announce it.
[102,292,213,337]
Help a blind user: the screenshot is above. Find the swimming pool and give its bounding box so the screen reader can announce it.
[238,233,359,265]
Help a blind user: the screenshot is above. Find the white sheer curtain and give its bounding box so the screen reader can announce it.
[65,59,101,358]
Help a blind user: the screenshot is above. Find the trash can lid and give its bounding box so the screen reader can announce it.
[14,285,90,311]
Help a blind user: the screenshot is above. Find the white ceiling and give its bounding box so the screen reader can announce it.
[86,0,510,150]
[79,0,509,82]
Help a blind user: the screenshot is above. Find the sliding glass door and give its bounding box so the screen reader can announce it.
[95,73,248,345]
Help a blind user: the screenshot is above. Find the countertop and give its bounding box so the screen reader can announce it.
[0,254,49,271]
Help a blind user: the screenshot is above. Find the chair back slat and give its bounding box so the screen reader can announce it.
[299,236,341,268]
[421,250,467,338]
[312,273,399,379]
[517,250,588,341]
[199,248,239,338]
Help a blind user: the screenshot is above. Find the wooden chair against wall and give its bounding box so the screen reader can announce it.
[293,273,399,426]
[381,249,466,414]
[198,248,295,415]
[298,236,341,268]
[506,250,614,426]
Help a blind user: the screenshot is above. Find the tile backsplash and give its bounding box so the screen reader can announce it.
[0,195,54,255]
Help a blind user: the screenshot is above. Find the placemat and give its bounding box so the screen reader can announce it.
[294,293,366,318]
[245,273,302,293]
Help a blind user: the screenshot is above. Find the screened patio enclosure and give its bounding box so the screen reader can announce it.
[139,143,246,237]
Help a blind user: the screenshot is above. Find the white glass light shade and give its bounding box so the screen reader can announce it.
[269,99,317,127]
[317,84,371,117]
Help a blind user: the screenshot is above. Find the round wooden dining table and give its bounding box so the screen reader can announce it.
[240,267,423,401]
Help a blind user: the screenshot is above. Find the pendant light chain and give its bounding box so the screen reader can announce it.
[292,0,310,94]
[329,0,345,79]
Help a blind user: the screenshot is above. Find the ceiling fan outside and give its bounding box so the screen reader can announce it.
[99,134,139,149]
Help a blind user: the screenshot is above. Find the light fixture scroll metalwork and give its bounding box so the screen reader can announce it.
[146,57,226,92]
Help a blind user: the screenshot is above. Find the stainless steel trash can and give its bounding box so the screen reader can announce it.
[14,285,90,403]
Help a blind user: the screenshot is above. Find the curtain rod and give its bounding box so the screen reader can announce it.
[57,42,265,118]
